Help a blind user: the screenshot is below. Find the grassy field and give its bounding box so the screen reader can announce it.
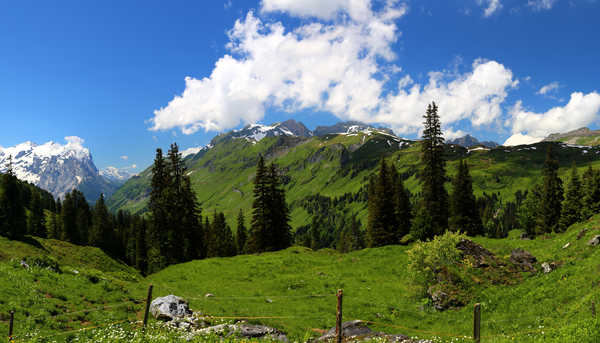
[1,215,599,342]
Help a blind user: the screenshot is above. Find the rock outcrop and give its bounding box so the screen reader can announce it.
[150,295,192,321]
[510,249,537,272]
[317,320,431,342]
[588,235,600,246]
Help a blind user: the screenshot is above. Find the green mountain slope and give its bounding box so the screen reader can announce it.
[543,127,600,146]
[107,128,600,229]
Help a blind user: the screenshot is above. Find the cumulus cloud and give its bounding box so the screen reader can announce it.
[120,155,129,160]
[504,92,600,145]
[537,82,560,95]
[150,0,523,138]
[527,0,558,11]
[477,0,503,17]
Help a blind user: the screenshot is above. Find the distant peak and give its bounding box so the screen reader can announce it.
[448,135,499,148]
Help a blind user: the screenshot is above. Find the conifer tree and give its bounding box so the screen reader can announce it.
[412,102,448,240]
[390,163,412,242]
[247,156,269,253]
[135,218,148,275]
[236,209,247,254]
[536,145,563,234]
[266,163,291,251]
[367,158,397,247]
[90,193,111,249]
[148,148,169,272]
[0,170,26,239]
[338,215,365,253]
[206,211,236,257]
[581,165,600,219]
[518,185,541,237]
[27,190,45,237]
[559,163,582,231]
[450,160,483,236]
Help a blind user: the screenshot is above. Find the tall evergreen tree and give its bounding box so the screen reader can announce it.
[0,171,26,239]
[206,211,236,257]
[390,163,412,242]
[581,165,600,219]
[449,160,483,236]
[518,185,541,237]
[135,218,148,275]
[412,102,448,240]
[559,163,582,231]
[90,193,112,249]
[338,215,365,253]
[367,158,397,247]
[236,209,247,254]
[247,156,270,253]
[266,163,291,251]
[536,145,564,234]
[148,148,169,272]
[27,190,45,237]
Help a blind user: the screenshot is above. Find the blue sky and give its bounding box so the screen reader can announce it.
[1,0,599,172]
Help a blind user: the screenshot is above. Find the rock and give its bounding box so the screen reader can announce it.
[577,229,588,240]
[541,262,557,274]
[20,260,29,269]
[588,235,600,246]
[204,293,214,298]
[197,323,288,342]
[317,321,430,342]
[456,239,500,267]
[520,233,530,240]
[265,298,273,303]
[428,288,449,311]
[510,248,537,272]
[562,242,570,249]
[150,295,192,321]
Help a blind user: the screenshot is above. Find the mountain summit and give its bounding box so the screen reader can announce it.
[0,137,119,200]
[447,135,499,148]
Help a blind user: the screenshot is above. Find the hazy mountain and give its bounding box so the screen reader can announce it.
[543,127,600,146]
[313,121,394,136]
[448,134,499,148]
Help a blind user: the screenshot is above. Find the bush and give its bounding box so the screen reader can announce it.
[406,231,465,293]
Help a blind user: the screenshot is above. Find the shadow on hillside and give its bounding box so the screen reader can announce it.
[19,235,49,252]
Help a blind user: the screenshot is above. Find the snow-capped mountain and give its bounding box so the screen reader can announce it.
[313,121,395,136]
[231,119,313,142]
[448,135,499,148]
[100,166,136,184]
[0,137,119,200]
[180,144,214,158]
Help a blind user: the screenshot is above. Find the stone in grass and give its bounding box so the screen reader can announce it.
[510,249,537,272]
[588,235,600,246]
[541,262,557,274]
[150,295,192,321]
[317,320,431,342]
[197,323,288,342]
[562,242,570,249]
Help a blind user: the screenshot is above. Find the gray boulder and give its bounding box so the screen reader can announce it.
[317,320,430,342]
[588,235,600,246]
[541,262,557,274]
[510,248,537,272]
[150,295,192,321]
[197,323,288,342]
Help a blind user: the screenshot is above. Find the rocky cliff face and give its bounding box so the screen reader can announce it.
[0,137,119,201]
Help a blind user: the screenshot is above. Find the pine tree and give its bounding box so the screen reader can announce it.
[236,209,247,254]
[581,165,600,219]
[266,163,291,251]
[338,215,365,253]
[135,218,148,275]
[536,145,563,234]
[0,171,26,239]
[27,190,45,237]
[367,158,397,247]
[449,160,483,236]
[559,163,582,231]
[247,156,269,253]
[90,193,112,249]
[412,102,448,240]
[518,185,541,237]
[206,211,236,257]
[148,148,169,272]
[390,162,412,242]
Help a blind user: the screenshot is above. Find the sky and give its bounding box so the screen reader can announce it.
[1,0,599,173]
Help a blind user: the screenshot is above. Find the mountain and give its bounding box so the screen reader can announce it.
[447,134,499,148]
[107,119,600,230]
[230,119,313,142]
[313,121,394,136]
[0,137,120,201]
[543,127,600,146]
[100,166,136,184]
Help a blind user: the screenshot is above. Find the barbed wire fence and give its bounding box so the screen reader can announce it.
[2,281,598,342]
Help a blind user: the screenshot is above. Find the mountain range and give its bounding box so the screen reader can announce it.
[0,137,122,201]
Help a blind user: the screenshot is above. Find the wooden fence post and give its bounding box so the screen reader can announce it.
[336,289,343,343]
[8,310,14,339]
[143,285,153,327]
[473,303,481,343]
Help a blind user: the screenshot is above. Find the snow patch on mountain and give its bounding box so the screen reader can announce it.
[231,120,312,142]
[100,166,137,182]
[181,144,214,158]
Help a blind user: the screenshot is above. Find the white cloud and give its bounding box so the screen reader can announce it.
[150,1,408,134]
[477,0,503,17]
[261,0,373,21]
[150,1,522,138]
[505,92,600,143]
[537,81,559,95]
[120,155,129,160]
[527,0,558,10]
[375,59,518,134]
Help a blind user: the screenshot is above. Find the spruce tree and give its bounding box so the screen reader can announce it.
[0,171,26,239]
[338,215,365,253]
[27,190,45,237]
[450,160,483,236]
[266,163,291,251]
[559,163,582,231]
[135,218,148,275]
[90,193,111,249]
[390,162,412,242]
[236,209,247,254]
[581,165,600,219]
[536,145,563,234]
[247,156,269,253]
[412,102,448,240]
[148,148,169,272]
[367,158,397,247]
[518,185,541,237]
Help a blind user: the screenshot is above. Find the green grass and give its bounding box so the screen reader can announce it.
[3,215,599,342]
